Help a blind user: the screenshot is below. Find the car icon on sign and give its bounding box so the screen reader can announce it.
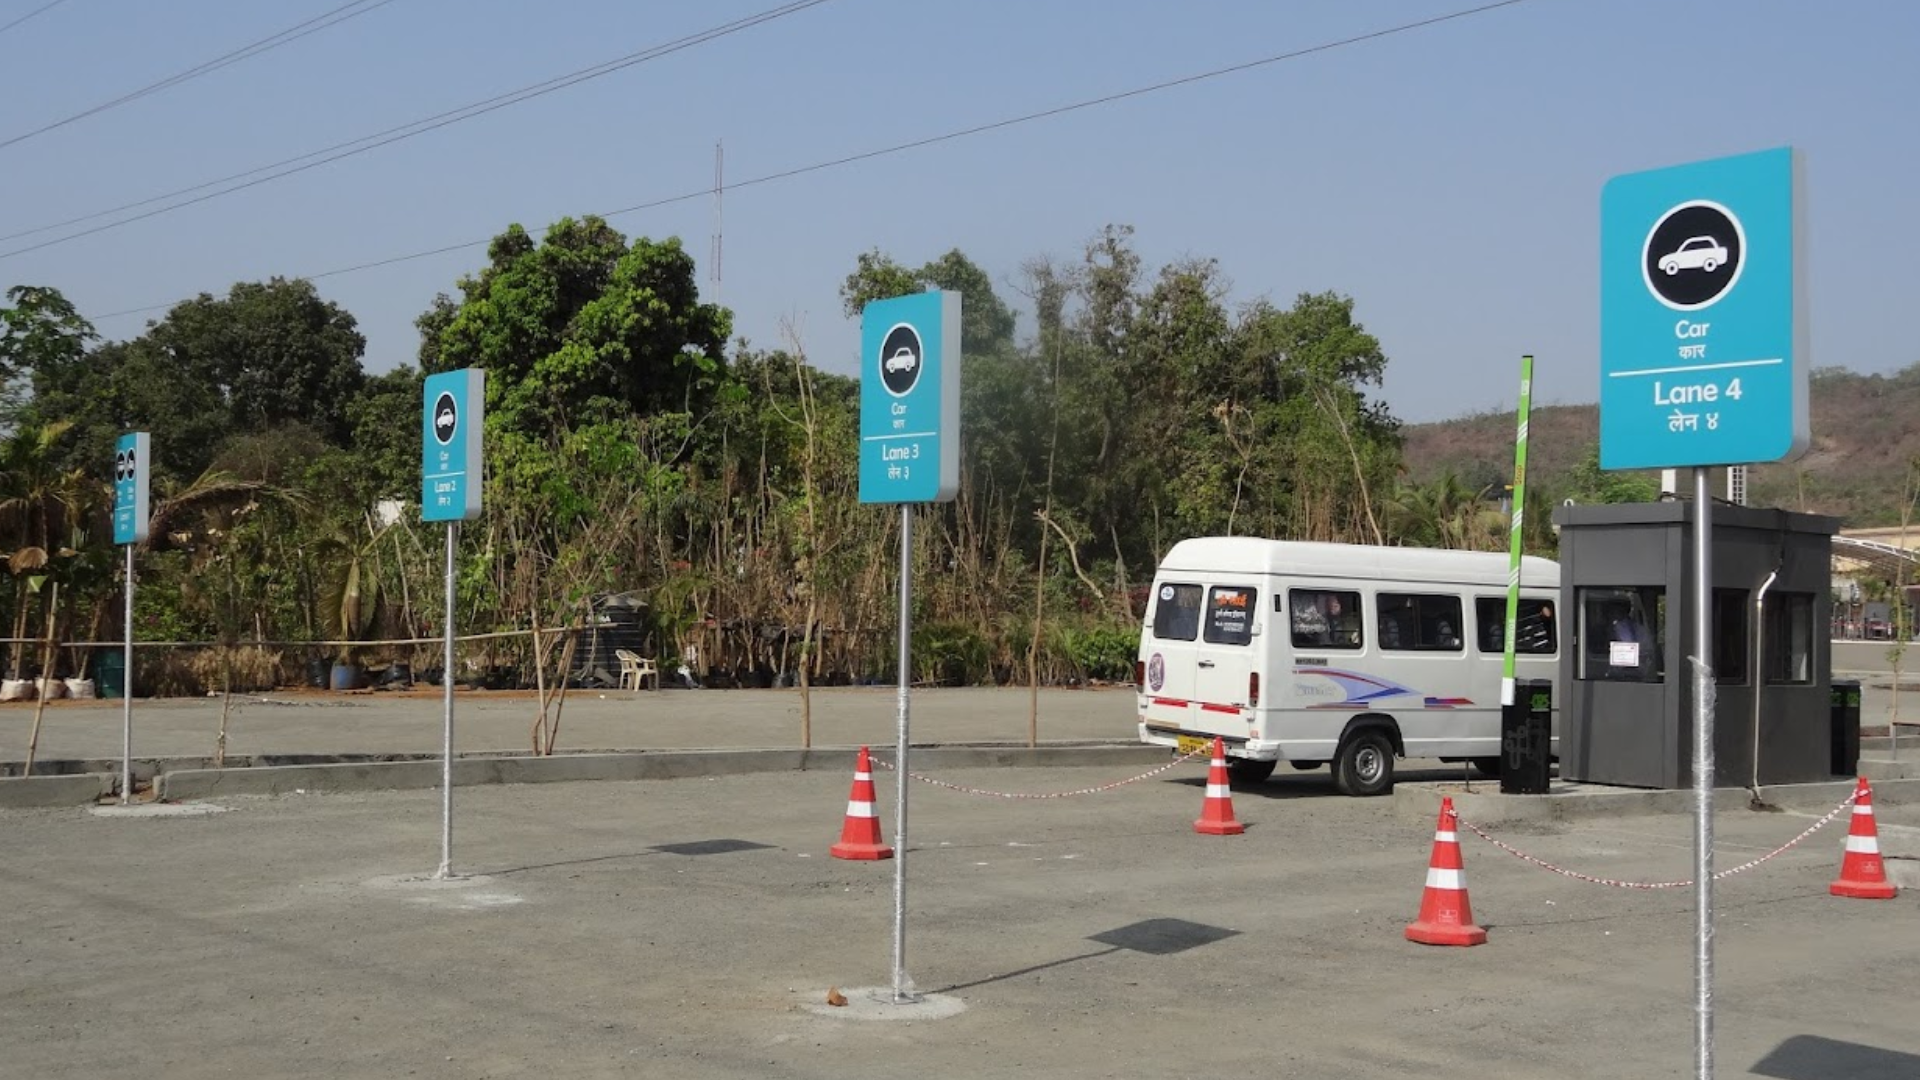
[436,405,456,433]
[1659,236,1728,275]
[884,347,917,374]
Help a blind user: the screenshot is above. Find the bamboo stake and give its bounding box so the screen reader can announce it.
[529,608,548,755]
[541,617,580,755]
[214,645,233,767]
[23,583,59,779]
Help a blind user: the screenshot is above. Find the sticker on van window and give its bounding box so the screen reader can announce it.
[1204,587,1256,645]
[1147,653,1165,691]
[1159,585,1174,601]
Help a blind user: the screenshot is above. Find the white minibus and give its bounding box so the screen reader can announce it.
[1136,537,1561,796]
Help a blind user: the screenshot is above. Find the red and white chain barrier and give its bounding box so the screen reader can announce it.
[1457,792,1858,889]
[868,747,1208,799]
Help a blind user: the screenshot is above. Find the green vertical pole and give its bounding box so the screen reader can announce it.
[1502,355,1535,707]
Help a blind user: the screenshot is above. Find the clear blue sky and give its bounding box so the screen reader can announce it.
[2,0,1915,422]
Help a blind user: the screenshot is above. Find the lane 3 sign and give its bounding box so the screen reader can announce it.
[859,291,961,504]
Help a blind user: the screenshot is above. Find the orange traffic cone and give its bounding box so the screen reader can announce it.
[1406,796,1487,946]
[830,746,893,861]
[1831,777,1897,899]
[1194,737,1245,835]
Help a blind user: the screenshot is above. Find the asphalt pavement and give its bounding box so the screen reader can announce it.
[2,761,1915,1079]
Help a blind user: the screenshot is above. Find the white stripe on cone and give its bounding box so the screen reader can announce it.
[1846,834,1882,854]
[1205,783,1233,799]
[1434,831,1457,843]
[1425,867,1466,891]
[845,800,876,817]
[855,771,874,781]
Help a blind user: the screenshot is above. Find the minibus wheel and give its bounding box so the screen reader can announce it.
[1226,758,1277,785]
[1334,730,1395,797]
[1287,760,1324,771]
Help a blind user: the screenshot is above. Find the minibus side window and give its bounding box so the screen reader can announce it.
[1287,589,1363,649]
[1472,597,1557,655]
[1151,584,1204,641]
[1203,586,1258,645]
[1376,593,1464,652]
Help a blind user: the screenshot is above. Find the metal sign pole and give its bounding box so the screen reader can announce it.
[437,521,457,880]
[121,543,134,805]
[1692,467,1716,1080]
[892,504,913,1003]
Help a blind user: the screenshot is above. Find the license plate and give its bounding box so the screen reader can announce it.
[1175,735,1214,756]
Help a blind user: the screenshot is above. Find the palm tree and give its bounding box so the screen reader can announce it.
[0,422,84,677]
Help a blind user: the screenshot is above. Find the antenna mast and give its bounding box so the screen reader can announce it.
[711,140,724,305]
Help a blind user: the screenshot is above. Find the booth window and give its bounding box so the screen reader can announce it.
[1578,586,1663,682]
[1764,592,1814,685]
[1151,584,1203,642]
[1203,586,1258,646]
[1473,597,1557,655]
[1376,593,1463,652]
[1714,589,1749,685]
[1287,589,1362,649]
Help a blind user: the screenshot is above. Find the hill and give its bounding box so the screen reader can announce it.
[1401,366,1920,529]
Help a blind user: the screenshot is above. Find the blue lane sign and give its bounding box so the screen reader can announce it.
[1600,147,1808,470]
[112,431,150,545]
[422,368,484,522]
[859,291,961,504]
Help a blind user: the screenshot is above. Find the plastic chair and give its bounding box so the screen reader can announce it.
[616,649,658,691]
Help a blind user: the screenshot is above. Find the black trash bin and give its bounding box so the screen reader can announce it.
[1831,679,1862,778]
[1500,679,1553,795]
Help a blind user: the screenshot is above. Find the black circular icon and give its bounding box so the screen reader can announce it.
[114,449,134,482]
[433,391,459,445]
[1642,200,1744,310]
[878,324,922,397]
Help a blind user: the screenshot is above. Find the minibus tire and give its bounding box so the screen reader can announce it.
[1471,757,1502,780]
[1334,730,1396,797]
[1287,760,1324,771]
[1226,758,1277,785]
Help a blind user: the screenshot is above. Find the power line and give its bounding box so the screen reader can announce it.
[0,0,835,254]
[94,0,1534,322]
[1,0,399,152]
[0,0,73,37]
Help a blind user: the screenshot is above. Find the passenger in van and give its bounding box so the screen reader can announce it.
[1380,606,1412,649]
[1481,619,1504,653]
[1523,603,1554,651]
[1325,594,1360,646]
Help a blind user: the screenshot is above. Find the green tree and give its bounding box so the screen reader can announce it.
[426,217,731,433]
[143,278,367,441]
[22,279,367,481]
[1,286,95,421]
[1563,443,1660,505]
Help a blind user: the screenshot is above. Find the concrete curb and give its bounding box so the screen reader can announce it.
[1861,757,1917,782]
[1393,776,1920,826]
[155,744,1170,801]
[0,773,114,809]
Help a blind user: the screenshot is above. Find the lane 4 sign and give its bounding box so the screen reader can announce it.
[1600,147,1808,469]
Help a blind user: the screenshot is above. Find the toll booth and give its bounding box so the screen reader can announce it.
[1552,500,1839,789]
